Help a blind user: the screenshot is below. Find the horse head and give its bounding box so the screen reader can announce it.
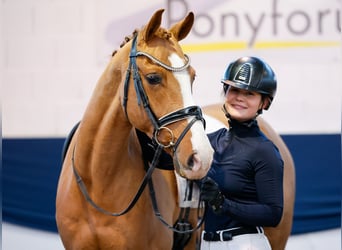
[118,9,213,179]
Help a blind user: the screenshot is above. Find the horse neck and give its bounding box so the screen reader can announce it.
[75,55,141,182]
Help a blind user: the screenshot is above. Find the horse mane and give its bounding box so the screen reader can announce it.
[111,28,172,57]
[111,29,138,57]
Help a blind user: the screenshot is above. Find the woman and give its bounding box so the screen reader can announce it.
[199,56,284,250]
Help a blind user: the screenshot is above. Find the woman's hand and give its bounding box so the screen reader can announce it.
[200,177,225,214]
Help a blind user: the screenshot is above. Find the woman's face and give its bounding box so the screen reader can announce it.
[224,86,265,122]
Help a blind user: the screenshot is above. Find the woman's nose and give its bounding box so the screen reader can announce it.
[236,91,245,100]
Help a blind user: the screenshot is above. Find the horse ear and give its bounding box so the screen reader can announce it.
[170,12,194,41]
[143,9,164,42]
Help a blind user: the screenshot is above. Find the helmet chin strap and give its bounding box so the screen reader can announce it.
[221,103,231,120]
[221,104,233,128]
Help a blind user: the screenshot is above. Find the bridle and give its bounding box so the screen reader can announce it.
[123,34,205,152]
[72,33,206,234]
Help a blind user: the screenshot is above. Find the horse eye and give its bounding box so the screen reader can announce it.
[145,73,162,85]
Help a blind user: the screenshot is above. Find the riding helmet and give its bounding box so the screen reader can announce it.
[221,56,277,110]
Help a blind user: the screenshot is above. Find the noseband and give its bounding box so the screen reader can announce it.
[123,34,205,152]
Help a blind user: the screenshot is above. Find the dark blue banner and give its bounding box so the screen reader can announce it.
[2,134,341,234]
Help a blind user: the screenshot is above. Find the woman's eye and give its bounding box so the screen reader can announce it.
[145,73,162,85]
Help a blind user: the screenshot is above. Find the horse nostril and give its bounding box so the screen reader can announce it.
[187,152,201,170]
[187,154,195,168]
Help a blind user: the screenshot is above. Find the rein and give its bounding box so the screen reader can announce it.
[146,162,205,234]
[72,32,206,232]
[71,141,164,217]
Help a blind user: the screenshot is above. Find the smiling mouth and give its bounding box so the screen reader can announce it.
[232,104,246,110]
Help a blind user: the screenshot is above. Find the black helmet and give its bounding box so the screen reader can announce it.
[221,56,277,110]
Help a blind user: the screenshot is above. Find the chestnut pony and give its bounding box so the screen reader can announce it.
[56,9,213,250]
[202,104,296,250]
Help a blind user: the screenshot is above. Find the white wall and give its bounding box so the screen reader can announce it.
[3,0,99,137]
[2,0,341,137]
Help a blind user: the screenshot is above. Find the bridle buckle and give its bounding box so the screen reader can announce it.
[154,126,175,148]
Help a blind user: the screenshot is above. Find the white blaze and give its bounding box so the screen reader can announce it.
[168,53,214,171]
[168,53,195,107]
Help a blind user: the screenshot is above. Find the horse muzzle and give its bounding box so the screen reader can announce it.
[171,122,214,180]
